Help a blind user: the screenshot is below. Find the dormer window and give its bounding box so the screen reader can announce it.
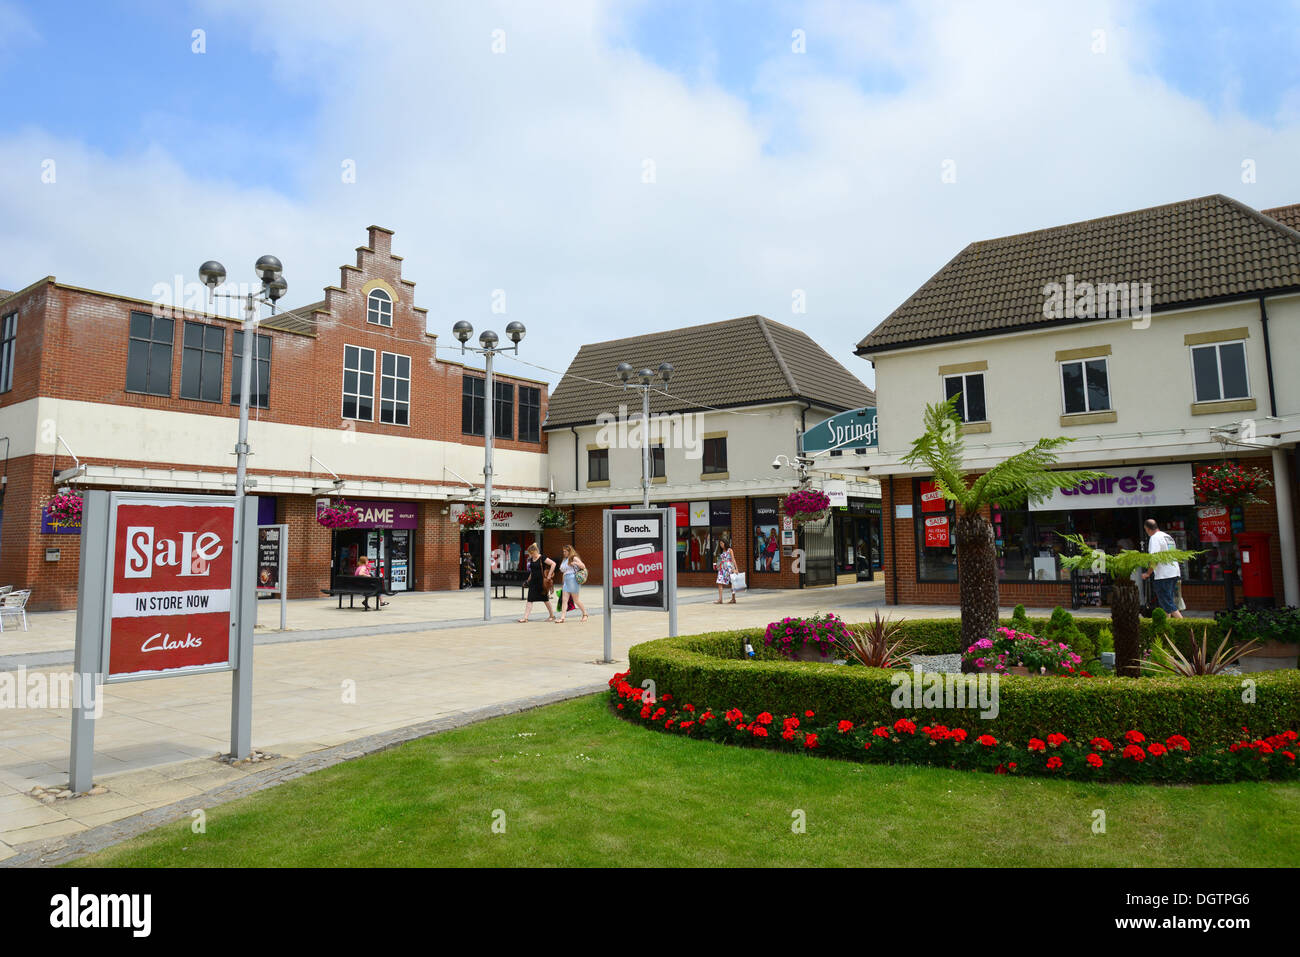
[367,288,393,327]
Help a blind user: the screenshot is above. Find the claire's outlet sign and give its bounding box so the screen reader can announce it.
[1030,463,1194,512]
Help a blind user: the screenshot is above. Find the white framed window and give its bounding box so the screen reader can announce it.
[380,351,410,425]
[942,372,986,422]
[1059,357,1111,414]
[1190,341,1250,402]
[366,288,393,327]
[342,344,375,420]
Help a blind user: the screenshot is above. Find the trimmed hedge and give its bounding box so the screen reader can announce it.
[627,624,1300,748]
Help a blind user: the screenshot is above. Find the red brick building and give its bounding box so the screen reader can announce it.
[0,227,549,610]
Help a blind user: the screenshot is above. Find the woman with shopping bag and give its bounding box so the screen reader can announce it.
[713,537,739,604]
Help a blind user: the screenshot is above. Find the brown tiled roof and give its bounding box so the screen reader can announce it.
[1262,203,1300,231]
[260,299,325,335]
[857,194,1300,354]
[545,315,874,428]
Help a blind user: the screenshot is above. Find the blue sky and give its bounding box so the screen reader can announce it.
[3,0,1300,389]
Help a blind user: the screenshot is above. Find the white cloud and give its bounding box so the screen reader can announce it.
[3,0,1300,396]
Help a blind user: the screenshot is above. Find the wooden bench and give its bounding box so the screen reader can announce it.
[490,570,529,599]
[321,575,393,610]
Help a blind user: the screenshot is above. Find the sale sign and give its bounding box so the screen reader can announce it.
[107,500,237,677]
[1197,506,1231,542]
[920,481,948,513]
[924,515,950,547]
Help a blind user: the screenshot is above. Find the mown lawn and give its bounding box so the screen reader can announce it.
[76,694,1300,867]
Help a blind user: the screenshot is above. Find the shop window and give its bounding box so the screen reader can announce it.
[180,321,225,403]
[752,497,781,573]
[494,380,514,439]
[1191,341,1250,402]
[915,479,957,581]
[380,352,410,425]
[1060,357,1110,414]
[519,386,541,442]
[126,311,174,396]
[366,288,393,327]
[703,436,728,474]
[943,372,986,422]
[462,375,485,435]
[0,312,15,393]
[342,345,375,421]
[588,448,609,483]
[231,332,271,409]
[651,444,665,479]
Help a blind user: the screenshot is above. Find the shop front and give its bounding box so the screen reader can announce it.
[900,458,1280,611]
[324,499,418,593]
[835,496,882,582]
[454,504,542,587]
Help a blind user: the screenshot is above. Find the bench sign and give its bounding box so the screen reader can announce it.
[105,498,238,678]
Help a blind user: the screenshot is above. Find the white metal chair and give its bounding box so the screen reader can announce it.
[0,585,13,596]
[0,589,31,632]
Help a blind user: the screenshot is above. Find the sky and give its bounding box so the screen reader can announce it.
[3,0,1300,393]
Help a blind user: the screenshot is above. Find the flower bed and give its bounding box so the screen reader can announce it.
[624,626,1300,747]
[608,671,1299,783]
[764,613,852,659]
[963,626,1084,675]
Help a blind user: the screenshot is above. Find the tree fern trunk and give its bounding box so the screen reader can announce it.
[956,512,999,653]
[1110,578,1142,676]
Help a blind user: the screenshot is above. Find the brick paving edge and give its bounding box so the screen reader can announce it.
[1,681,610,868]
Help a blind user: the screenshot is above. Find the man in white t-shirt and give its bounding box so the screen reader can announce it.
[1141,518,1183,618]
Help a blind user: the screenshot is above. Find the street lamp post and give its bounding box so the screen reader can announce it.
[616,361,674,507]
[453,320,526,621]
[198,255,287,759]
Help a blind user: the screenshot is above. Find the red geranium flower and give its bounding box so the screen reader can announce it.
[872,726,890,738]
[837,720,854,733]
[1122,744,1146,762]
[805,733,819,749]
[951,728,968,742]
[1166,735,1190,751]
[1124,730,1145,744]
[1046,756,1062,770]
[977,734,997,747]
[805,710,815,718]
[894,718,916,735]
[756,712,773,726]
[1047,733,1069,748]
[1148,742,1167,757]
[1086,753,1104,768]
[1091,737,1114,752]
[1028,738,1046,752]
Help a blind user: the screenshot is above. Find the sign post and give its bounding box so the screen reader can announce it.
[70,490,256,793]
[602,507,677,664]
[257,523,288,631]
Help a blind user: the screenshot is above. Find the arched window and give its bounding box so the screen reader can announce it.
[367,288,393,326]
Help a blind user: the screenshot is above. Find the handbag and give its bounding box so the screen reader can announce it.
[576,566,588,585]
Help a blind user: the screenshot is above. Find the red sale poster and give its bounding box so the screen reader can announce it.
[920,480,948,513]
[107,501,237,677]
[1197,506,1230,542]
[924,515,950,547]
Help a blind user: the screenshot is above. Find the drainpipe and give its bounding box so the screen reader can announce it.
[570,426,580,547]
[1259,295,1279,418]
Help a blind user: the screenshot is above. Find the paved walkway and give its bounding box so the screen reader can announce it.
[0,581,1136,862]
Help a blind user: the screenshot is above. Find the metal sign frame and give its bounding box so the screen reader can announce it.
[258,522,289,631]
[602,507,677,663]
[70,490,257,792]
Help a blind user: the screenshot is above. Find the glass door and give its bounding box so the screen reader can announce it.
[390,529,411,591]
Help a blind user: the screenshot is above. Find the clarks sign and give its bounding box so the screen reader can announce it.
[1030,464,1194,512]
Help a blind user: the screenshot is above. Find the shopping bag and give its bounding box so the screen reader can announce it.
[731,571,748,592]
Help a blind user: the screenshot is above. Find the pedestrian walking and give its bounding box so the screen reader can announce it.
[1142,518,1184,619]
[555,545,589,622]
[517,543,557,622]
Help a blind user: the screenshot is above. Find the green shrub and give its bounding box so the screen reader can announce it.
[1098,626,1115,654]
[625,624,1298,747]
[1043,606,1095,664]
[1215,606,1300,646]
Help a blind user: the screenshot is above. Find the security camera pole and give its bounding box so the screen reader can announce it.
[198,254,287,757]
[453,319,527,621]
[616,361,674,507]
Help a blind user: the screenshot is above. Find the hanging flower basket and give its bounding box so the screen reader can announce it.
[45,489,83,525]
[457,505,484,529]
[1194,462,1272,509]
[538,506,570,530]
[317,500,362,529]
[784,489,831,527]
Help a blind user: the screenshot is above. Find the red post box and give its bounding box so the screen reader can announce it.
[1236,532,1275,605]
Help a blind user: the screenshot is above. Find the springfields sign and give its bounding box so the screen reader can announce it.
[801,407,878,454]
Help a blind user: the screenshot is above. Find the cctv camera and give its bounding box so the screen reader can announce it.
[772,457,783,470]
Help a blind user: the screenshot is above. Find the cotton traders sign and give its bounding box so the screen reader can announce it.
[801,407,878,454]
[1030,464,1195,512]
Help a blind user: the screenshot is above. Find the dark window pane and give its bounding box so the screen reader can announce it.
[202,353,222,401]
[180,348,202,399]
[963,374,986,422]
[126,342,149,393]
[1084,359,1109,411]
[1219,343,1248,399]
[130,312,152,339]
[398,356,410,378]
[703,437,727,473]
[1061,362,1085,414]
[206,325,224,350]
[358,396,372,419]
[149,343,172,394]
[1192,346,1220,402]
[397,381,409,402]
[343,396,356,419]
[382,352,395,376]
[183,323,203,348]
[344,370,357,393]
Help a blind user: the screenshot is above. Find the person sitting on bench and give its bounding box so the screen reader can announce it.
[354,557,387,609]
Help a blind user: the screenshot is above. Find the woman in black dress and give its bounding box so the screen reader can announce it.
[517,543,557,622]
